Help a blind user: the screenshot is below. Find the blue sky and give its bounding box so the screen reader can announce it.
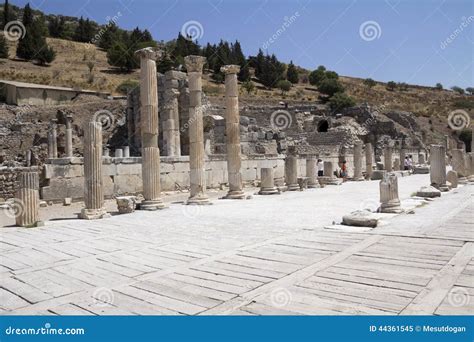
[9,0,474,88]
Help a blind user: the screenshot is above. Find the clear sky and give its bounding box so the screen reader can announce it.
[9,0,474,88]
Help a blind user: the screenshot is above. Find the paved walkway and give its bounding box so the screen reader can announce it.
[0,175,472,315]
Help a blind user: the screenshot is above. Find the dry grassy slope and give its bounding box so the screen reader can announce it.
[0,35,139,94]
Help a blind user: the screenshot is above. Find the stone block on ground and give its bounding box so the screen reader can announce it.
[413,166,429,174]
[371,170,386,180]
[116,196,137,214]
[416,185,441,198]
[342,210,378,228]
[446,170,458,188]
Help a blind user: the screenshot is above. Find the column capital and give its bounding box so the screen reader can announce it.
[184,55,206,73]
[135,47,162,60]
[220,64,240,75]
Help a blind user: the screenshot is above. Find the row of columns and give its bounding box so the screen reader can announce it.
[48,116,74,159]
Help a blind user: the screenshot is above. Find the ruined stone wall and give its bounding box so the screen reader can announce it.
[0,166,39,200]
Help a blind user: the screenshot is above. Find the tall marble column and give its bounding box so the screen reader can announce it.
[306,156,320,188]
[162,89,181,156]
[383,146,392,172]
[285,155,300,191]
[430,145,449,191]
[135,47,165,210]
[221,65,245,199]
[467,152,474,181]
[65,114,73,158]
[451,149,467,182]
[15,171,40,227]
[185,55,211,205]
[365,143,373,179]
[79,121,108,220]
[48,119,58,159]
[259,167,279,195]
[379,173,402,213]
[353,142,364,181]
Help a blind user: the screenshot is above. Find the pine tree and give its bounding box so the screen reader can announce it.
[286,60,298,84]
[0,34,8,58]
[98,22,120,50]
[48,16,66,38]
[2,0,11,29]
[16,4,36,60]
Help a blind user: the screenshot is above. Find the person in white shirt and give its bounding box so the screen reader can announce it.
[317,159,324,177]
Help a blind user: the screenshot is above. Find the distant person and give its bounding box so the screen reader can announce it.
[408,155,414,170]
[317,159,324,177]
[404,156,410,170]
[340,160,348,181]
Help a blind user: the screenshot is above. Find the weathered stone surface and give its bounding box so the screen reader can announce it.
[15,171,40,227]
[258,167,279,195]
[371,170,386,180]
[306,157,320,188]
[352,142,364,181]
[285,155,300,191]
[365,143,373,179]
[416,185,441,198]
[430,145,449,191]
[413,166,429,174]
[446,170,458,188]
[379,173,402,213]
[342,210,378,228]
[116,196,137,214]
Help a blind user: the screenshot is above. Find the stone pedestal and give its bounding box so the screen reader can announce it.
[115,149,123,158]
[15,171,40,227]
[379,173,402,213]
[306,157,320,188]
[65,115,73,158]
[185,55,211,205]
[383,146,392,172]
[136,47,165,210]
[466,152,474,181]
[285,155,300,191]
[162,89,181,156]
[48,119,58,159]
[123,146,130,157]
[430,145,449,191]
[451,149,467,183]
[446,170,458,188]
[365,143,373,179]
[79,122,109,219]
[353,142,364,181]
[320,161,342,185]
[399,148,406,170]
[259,168,279,195]
[116,196,137,214]
[419,153,426,164]
[221,65,245,199]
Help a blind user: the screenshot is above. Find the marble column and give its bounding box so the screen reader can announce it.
[123,146,130,157]
[322,161,341,185]
[79,121,108,220]
[430,145,449,191]
[466,152,474,181]
[365,143,373,179]
[163,89,181,156]
[221,65,245,199]
[136,47,165,210]
[353,142,364,181]
[451,149,467,182]
[418,152,425,164]
[285,155,300,191]
[306,156,320,188]
[258,167,279,195]
[383,146,392,172]
[115,149,123,158]
[48,119,58,159]
[399,148,406,171]
[15,171,40,227]
[185,55,210,205]
[65,114,73,158]
[379,173,402,213]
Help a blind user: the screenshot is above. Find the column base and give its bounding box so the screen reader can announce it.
[380,201,403,214]
[351,177,365,181]
[187,194,212,205]
[222,190,246,200]
[79,208,110,220]
[319,177,342,185]
[307,182,321,188]
[432,183,450,192]
[139,199,166,211]
[286,184,300,191]
[458,177,468,184]
[258,187,280,195]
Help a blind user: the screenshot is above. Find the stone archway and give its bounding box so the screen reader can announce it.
[317,120,329,132]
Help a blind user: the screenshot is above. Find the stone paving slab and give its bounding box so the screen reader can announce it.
[0,175,472,315]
